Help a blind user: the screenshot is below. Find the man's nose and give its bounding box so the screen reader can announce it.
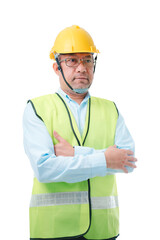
[76,60,87,72]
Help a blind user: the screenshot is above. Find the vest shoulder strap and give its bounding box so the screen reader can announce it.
[91,96,119,116]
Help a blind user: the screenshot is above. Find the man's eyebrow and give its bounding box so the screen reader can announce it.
[84,55,92,58]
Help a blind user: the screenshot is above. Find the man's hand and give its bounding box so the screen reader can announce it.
[104,145,137,173]
[53,131,74,157]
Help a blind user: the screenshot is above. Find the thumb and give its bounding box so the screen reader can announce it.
[113,144,117,148]
[53,131,64,143]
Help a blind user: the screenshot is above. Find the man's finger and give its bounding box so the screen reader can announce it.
[53,131,65,142]
[127,156,137,162]
[126,149,134,155]
[126,162,137,168]
[122,167,128,174]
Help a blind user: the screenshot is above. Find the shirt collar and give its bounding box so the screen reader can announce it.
[57,87,90,104]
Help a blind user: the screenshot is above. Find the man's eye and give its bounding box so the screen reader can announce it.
[71,58,77,63]
[69,58,77,63]
[85,59,92,63]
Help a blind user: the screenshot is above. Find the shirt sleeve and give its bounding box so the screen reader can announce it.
[114,112,135,173]
[23,102,107,183]
[74,112,135,174]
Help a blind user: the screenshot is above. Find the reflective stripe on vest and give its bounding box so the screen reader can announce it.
[30,192,118,210]
[30,191,88,207]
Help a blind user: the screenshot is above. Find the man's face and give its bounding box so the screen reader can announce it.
[53,53,95,94]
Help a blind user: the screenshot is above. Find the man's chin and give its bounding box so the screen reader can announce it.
[73,88,89,94]
[72,83,90,89]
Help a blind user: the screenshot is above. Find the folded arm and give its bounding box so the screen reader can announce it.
[23,102,137,184]
[54,112,137,174]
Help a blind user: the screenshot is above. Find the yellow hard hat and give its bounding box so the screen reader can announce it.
[50,25,99,60]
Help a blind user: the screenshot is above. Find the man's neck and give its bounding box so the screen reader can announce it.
[62,89,88,105]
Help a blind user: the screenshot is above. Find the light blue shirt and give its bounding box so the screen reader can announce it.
[23,88,135,183]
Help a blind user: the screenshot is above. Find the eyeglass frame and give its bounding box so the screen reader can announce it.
[58,54,97,68]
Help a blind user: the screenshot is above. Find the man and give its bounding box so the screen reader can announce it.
[23,25,137,240]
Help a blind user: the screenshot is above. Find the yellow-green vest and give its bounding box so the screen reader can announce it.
[29,93,119,239]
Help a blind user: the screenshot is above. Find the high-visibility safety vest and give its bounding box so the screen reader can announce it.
[29,93,119,239]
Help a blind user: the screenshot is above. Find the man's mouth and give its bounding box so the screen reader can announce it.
[74,77,88,81]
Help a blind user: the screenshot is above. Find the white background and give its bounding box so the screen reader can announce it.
[0,0,160,239]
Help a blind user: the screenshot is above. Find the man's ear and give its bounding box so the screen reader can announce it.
[53,62,60,76]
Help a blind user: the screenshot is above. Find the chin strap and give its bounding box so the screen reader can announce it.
[93,55,97,73]
[54,54,97,94]
[55,55,74,91]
